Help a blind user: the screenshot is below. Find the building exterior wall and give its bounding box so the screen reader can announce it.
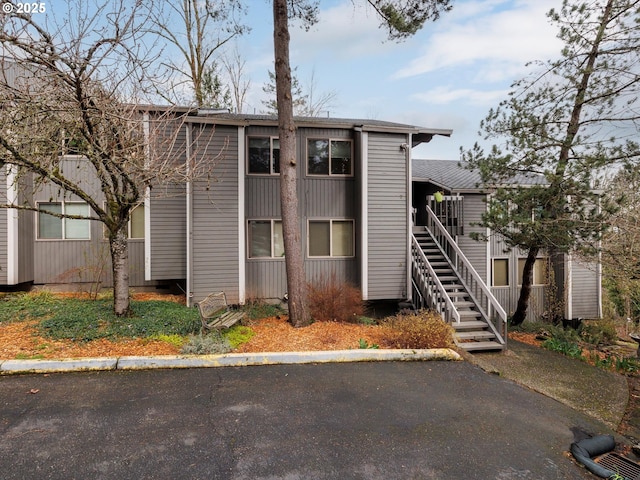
[31,157,152,288]
[455,193,487,281]
[190,124,241,304]
[245,126,359,301]
[569,256,600,318]
[367,132,409,300]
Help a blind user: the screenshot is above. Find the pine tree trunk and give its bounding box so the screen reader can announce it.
[273,0,310,327]
[511,246,539,326]
[109,224,131,317]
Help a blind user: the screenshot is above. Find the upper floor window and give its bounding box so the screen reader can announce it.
[248,137,280,175]
[307,139,352,176]
[38,202,90,240]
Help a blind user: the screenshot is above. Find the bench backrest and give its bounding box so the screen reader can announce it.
[197,292,228,318]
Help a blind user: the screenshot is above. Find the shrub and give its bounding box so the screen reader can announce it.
[579,318,617,346]
[243,299,286,320]
[542,337,584,359]
[381,310,455,349]
[224,325,255,348]
[308,274,364,323]
[180,332,232,355]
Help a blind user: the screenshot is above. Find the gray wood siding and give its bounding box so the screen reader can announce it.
[191,125,240,304]
[149,184,186,279]
[457,194,487,280]
[367,132,408,300]
[571,257,600,318]
[245,127,359,301]
[0,168,7,284]
[32,158,151,287]
[17,174,34,283]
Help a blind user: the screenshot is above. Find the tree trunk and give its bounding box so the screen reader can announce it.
[512,246,539,326]
[273,0,310,327]
[109,224,131,317]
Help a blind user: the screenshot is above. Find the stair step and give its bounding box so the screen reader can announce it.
[456,330,496,341]
[453,301,475,308]
[457,310,482,319]
[458,341,505,352]
[453,320,488,330]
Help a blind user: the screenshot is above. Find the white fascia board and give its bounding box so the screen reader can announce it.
[6,165,19,284]
[238,126,246,304]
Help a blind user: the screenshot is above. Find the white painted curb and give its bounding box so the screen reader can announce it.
[0,349,461,374]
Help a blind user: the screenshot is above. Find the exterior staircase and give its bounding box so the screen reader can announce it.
[411,205,507,352]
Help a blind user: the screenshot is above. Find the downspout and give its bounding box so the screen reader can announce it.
[186,122,194,307]
[357,127,369,300]
[404,134,412,301]
[6,164,18,285]
[237,126,246,304]
[143,113,152,281]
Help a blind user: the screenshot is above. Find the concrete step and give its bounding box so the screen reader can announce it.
[455,330,496,341]
[457,340,505,352]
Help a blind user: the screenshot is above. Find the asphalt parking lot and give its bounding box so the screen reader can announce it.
[0,361,612,479]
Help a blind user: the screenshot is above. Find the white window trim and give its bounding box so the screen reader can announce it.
[517,257,550,286]
[247,136,280,176]
[36,201,91,241]
[491,257,510,287]
[306,138,354,177]
[307,219,356,258]
[247,219,284,259]
[101,203,145,240]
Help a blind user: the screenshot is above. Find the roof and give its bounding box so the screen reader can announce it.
[140,107,452,146]
[412,159,546,192]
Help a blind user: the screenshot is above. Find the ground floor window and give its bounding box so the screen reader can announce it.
[492,258,509,287]
[308,219,354,258]
[518,257,549,286]
[38,202,90,240]
[248,219,284,258]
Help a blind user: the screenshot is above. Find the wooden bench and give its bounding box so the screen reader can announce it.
[196,292,245,332]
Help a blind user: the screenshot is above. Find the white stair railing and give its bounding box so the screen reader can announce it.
[423,205,508,343]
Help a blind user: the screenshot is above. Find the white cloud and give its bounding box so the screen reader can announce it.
[393,0,561,81]
[412,86,508,106]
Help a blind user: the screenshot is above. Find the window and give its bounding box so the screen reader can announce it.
[38,202,90,240]
[492,258,509,287]
[307,139,352,176]
[308,220,354,257]
[248,137,280,174]
[248,220,284,258]
[101,204,145,239]
[518,257,549,286]
[129,204,145,239]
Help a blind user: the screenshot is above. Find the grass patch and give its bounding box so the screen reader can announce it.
[224,325,255,348]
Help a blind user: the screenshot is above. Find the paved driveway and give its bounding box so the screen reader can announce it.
[0,361,610,479]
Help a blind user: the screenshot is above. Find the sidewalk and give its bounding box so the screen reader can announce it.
[465,340,632,435]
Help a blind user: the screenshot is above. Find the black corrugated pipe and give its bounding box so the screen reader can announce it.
[570,435,620,479]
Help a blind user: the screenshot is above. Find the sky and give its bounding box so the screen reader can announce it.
[229,0,564,160]
[37,0,565,161]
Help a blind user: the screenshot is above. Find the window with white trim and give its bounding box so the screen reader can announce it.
[307,139,352,176]
[308,220,354,257]
[38,202,90,240]
[248,220,284,258]
[517,257,549,286]
[492,258,509,287]
[248,137,280,174]
[101,204,145,239]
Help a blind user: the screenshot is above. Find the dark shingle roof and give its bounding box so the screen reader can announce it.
[412,159,545,191]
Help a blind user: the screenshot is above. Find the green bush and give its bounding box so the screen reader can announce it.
[242,300,286,320]
[381,310,454,349]
[181,332,232,355]
[542,337,584,359]
[579,319,617,345]
[224,325,255,348]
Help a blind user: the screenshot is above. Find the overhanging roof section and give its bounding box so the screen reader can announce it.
[412,159,546,193]
[137,108,452,141]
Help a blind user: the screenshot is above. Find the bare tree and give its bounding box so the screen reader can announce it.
[221,46,251,113]
[262,67,337,117]
[272,0,452,327]
[154,0,247,107]
[0,1,217,315]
